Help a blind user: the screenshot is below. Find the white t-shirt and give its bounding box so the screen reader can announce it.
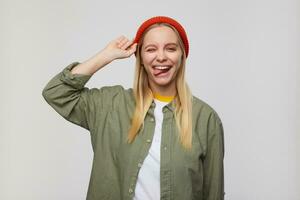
[133,99,169,200]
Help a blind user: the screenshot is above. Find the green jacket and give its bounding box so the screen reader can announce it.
[42,62,225,200]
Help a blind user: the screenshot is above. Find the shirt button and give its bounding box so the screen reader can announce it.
[129,188,133,194]
[164,146,167,150]
[138,163,142,168]
[146,139,151,143]
[150,117,154,122]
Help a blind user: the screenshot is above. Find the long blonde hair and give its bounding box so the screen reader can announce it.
[127,23,193,149]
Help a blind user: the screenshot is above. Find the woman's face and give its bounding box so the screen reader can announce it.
[140,25,183,95]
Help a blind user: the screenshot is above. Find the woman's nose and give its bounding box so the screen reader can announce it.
[156,49,167,62]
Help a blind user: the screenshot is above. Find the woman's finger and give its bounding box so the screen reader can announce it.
[127,43,137,56]
[121,40,133,50]
[117,37,129,48]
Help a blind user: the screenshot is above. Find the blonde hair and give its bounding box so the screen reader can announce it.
[127,23,193,149]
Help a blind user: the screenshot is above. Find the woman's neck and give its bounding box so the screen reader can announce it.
[149,82,177,97]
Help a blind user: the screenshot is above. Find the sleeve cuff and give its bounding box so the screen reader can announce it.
[60,62,92,89]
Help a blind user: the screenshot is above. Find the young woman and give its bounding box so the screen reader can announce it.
[42,16,225,200]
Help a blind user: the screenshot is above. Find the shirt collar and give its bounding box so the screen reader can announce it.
[150,98,175,112]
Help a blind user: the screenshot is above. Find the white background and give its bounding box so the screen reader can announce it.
[1,0,299,199]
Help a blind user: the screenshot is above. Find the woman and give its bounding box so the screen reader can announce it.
[42,16,224,200]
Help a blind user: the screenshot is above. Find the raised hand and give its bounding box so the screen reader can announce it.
[102,35,137,61]
[71,36,137,75]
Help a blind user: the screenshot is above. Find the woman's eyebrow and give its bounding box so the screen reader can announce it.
[144,42,178,48]
[165,43,178,46]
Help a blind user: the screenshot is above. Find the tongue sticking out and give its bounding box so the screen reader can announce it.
[154,68,171,76]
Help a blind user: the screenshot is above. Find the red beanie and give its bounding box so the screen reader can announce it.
[133,16,189,58]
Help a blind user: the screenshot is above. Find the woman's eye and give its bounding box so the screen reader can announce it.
[167,48,176,51]
[146,49,155,52]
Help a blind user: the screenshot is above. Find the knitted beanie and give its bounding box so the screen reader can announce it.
[133,16,189,58]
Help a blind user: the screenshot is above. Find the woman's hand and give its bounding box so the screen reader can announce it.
[71,36,137,75]
[102,36,137,62]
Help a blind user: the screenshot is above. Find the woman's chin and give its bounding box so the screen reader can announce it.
[148,71,176,88]
[151,77,174,87]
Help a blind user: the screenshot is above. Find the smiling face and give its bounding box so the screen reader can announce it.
[140,25,183,96]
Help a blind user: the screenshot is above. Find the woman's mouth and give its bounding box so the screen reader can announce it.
[152,65,172,76]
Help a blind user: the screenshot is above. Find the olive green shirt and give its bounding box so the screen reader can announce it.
[42,62,225,200]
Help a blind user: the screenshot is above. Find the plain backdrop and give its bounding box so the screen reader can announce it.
[1,0,299,199]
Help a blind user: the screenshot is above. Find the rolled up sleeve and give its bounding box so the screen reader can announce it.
[42,62,95,131]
